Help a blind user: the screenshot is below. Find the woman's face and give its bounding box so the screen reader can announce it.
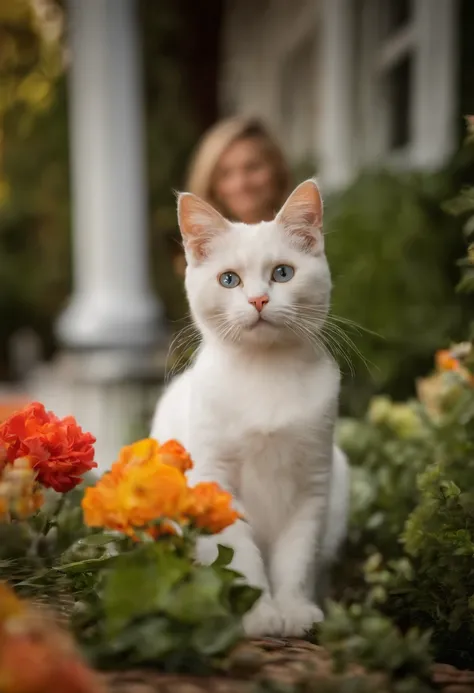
[212,136,278,224]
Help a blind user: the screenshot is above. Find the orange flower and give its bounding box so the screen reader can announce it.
[0,583,104,693]
[436,349,460,372]
[436,347,474,385]
[83,438,240,538]
[82,458,188,537]
[0,403,96,493]
[158,439,193,474]
[113,438,159,474]
[113,438,193,476]
[0,399,30,425]
[0,582,25,622]
[187,481,242,534]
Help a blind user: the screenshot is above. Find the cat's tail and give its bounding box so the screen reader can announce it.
[322,445,350,564]
[316,446,350,604]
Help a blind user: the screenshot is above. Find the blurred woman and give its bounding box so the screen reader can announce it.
[172,116,290,276]
[187,115,290,222]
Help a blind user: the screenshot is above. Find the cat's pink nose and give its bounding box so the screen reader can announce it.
[248,295,269,313]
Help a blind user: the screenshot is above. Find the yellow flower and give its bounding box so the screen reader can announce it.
[367,397,393,425]
[82,459,188,537]
[387,404,423,439]
[113,438,194,476]
[114,438,160,472]
[0,459,44,521]
[82,438,240,539]
[368,397,422,438]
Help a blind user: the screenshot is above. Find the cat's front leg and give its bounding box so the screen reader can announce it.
[270,496,326,637]
[193,478,283,637]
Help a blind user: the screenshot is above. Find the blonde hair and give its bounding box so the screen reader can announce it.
[186,115,290,216]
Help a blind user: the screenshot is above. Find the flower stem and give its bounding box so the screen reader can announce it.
[42,493,67,537]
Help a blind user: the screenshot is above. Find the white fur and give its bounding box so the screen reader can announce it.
[151,181,350,637]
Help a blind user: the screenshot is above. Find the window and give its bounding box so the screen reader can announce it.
[385,53,412,150]
[355,0,457,170]
[383,0,411,36]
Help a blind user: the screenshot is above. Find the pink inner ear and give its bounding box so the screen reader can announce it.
[290,224,320,253]
[178,193,228,261]
[277,181,323,254]
[186,225,212,260]
[280,202,323,253]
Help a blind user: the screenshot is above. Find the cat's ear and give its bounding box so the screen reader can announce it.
[177,193,229,262]
[275,179,324,254]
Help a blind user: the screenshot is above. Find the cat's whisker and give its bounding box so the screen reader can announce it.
[280,303,375,374]
[318,319,372,365]
[283,317,328,359]
[304,318,359,369]
[293,315,356,376]
[165,321,201,382]
[281,309,372,376]
[290,305,382,340]
[319,332,356,376]
[318,322,372,375]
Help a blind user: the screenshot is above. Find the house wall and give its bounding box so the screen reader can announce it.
[219,0,322,167]
[219,0,460,189]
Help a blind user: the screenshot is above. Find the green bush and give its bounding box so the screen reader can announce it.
[324,157,474,416]
[319,119,474,683]
[327,351,474,671]
[67,540,259,673]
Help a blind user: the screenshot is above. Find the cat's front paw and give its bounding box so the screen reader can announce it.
[243,596,284,637]
[276,596,324,637]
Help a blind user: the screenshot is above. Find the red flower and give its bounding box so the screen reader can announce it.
[0,403,97,493]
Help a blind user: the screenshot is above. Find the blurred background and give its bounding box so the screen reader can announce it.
[0,0,473,470]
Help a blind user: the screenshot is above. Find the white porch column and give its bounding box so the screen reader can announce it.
[34,0,168,473]
[413,0,459,169]
[57,0,164,349]
[318,0,355,191]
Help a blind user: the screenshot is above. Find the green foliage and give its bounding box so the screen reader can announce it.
[338,398,433,562]
[319,601,433,693]
[331,356,474,670]
[399,385,474,662]
[0,0,62,120]
[444,117,474,304]
[0,485,92,604]
[63,536,260,672]
[0,1,69,372]
[324,162,474,415]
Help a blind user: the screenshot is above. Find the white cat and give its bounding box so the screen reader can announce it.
[151,179,349,638]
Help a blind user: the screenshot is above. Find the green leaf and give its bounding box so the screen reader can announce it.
[228,583,262,616]
[165,566,226,623]
[192,615,243,655]
[108,617,183,662]
[212,544,234,568]
[78,533,119,547]
[55,554,120,573]
[104,545,189,635]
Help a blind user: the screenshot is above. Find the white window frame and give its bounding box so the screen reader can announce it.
[319,0,458,192]
[357,0,458,171]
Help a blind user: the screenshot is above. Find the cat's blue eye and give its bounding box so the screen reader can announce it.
[219,271,241,288]
[272,265,294,283]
